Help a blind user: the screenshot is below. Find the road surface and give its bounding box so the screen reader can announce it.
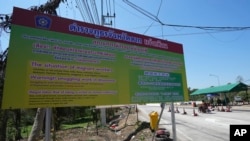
[137,104,250,141]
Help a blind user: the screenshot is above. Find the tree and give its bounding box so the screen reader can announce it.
[0,46,8,140]
[28,0,65,15]
[188,87,197,101]
[14,109,22,140]
[236,75,244,83]
[0,110,8,140]
[0,0,67,140]
[28,108,46,141]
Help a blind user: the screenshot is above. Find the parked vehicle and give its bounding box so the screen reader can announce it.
[234,96,243,105]
[234,96,242,102]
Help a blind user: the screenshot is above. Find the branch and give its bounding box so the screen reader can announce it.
[29,0,64,15]
[0,0,66,33]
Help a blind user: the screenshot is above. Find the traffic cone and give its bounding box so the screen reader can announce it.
[221,106,225,112]
[175,107,180,113]
[182,108,187,115]
[226,106,231,112]
[217,106,220,111]
[192,108,198,116]
[168,106,171,112]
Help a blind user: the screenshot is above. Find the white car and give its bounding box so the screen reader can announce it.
[234,96,242,102]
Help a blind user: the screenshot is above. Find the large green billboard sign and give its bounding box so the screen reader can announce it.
[2,7,188,109]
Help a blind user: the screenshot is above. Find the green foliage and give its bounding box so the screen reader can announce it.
[53,106,94,130]
[21,109,36,125]
[0,106,96,140]
[62,116,92,124]
[21,125,32,138]
[61,123,87,130]
[7,126,16,141]
[238,91,249,101]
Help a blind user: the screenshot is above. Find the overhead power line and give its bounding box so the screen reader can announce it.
[161,23,250,31]
[123,0,250,31]
[154,28,250,37]
[75,0,100,25]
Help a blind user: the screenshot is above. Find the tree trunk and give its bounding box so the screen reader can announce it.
[0,110,8,141]
[0,48,8,141]
[14,109,22,140]
[28,108,46,141]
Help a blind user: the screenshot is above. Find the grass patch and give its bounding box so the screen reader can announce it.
[62,116,92,124]
[61,117,93,129]
[19,117,92,138]
[21,125,32,138]
[61,122,88,130]
[60,117,92,129]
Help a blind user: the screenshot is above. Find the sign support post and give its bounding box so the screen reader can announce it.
[45,108,52,141]
[171,102,177,141]
[100,108,106,126]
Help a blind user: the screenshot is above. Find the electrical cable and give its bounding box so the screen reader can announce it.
[113,0,116,27]
[85,0,94,24]
[75,0,86,21]
[156,0,163,17]
[91,0,100,25]
[109,0,112,17]
[143,22,154,35]
[105,0,109,15]
[123,0,250,31]
[123,0,160,23]
[82,0,90,22]
[153,28,250,37]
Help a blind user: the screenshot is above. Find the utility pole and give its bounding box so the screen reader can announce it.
[100,0,116,126]
[101,0,115,26]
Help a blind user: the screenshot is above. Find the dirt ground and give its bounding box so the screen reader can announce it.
[53,113,154,141]
[21,106,163,141]
[52,107,155,141]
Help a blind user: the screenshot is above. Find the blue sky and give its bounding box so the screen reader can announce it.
[1,0,250,89]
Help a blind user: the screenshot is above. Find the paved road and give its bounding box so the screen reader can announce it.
[137,104,250,141]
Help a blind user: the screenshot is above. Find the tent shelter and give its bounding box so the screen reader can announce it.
[190,82,249,104]
[190,82,248,96]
